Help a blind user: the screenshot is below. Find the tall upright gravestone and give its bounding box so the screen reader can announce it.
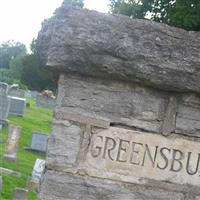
[0,82,10,126]
[37,5,200,200]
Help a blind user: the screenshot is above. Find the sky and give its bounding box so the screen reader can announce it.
[0,0,109,49]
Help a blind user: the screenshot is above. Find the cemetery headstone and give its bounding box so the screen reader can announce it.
[0,82,10,127]
[0,167,21,177]
[36,94,56,108]
[36,5,200,200]
[0,176,2,192]
[8,96,26,117]
[0,125,3,144]
[30,91,39,99]
[32,159,46,181]
[27,159,45,192]
[25,90,32,98]
[25,132,48,153]
[13,188,28,200]
[4,125,21,162]
[8,88,25,98]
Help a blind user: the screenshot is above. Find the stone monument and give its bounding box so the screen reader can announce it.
[8,96,26,117]
[4,125,21,162]
[25,132,48,153]
[0,82,10,126]
[13,187,28,200]
[36,5,200,200]
[8,88,25,98]
[36,94,56,108]
[27,159,46,192]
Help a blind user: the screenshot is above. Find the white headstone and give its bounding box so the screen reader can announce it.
[32,159,46,181]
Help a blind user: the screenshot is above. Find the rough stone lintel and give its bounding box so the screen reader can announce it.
[39,170,187,200]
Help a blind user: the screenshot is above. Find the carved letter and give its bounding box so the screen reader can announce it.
[157,147,171,170]
[142,144,158,167]
[170,149,184,172]
[102,137,117,161]
[116,139,130,163]
[91,136,103,158]
[186,152,200,175]
[129,142,143,165]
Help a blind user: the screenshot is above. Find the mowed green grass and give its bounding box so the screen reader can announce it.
[0,98,53,200]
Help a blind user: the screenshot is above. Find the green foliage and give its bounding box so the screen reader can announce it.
[0,39,57,92]
[9,54,26,79]
[109,0,200,31]
[63,0,84,8]
[0,68,27,90]
[0,41,26,68]
[0,68,16,84]
[0,98,53,200]
[20,53,57,92]
[167,0,200,31]
[12,80,28,90]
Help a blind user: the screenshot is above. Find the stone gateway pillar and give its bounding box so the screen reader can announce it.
[37,4,200,200]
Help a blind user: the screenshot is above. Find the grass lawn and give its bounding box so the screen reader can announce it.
[0,98,53,200]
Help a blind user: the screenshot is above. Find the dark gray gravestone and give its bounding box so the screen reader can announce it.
[30,91,39,99]
[0,82,10,126]
[8,96,26,117]
[8,88,25,98]
[26,132,48,153]
[36,94,56,108]
[24,90,32,98]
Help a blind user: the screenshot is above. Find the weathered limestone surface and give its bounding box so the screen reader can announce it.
[39,171,185,200]
[37,6,200,94]
[47,121,83,169]
[37,4,200,200]
[54,74,200,137]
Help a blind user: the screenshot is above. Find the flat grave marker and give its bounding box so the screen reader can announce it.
[13,187,28,200]
[0,167,21,177]
[4,125,21,162]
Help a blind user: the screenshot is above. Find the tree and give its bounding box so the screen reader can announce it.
[109,0,200,31]
[0,39,57,91]
[63,0,84,8]
[0,40,26,68]
[167,0,200,31]
[20,39,58,91]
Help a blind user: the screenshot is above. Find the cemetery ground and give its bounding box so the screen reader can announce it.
[0,98,53,199]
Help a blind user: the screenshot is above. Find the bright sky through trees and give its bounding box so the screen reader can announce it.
[0,0,109,48]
